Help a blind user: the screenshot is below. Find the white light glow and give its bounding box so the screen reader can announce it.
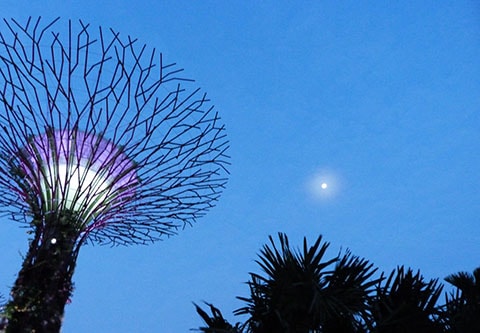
[306,169,343,201]
[40,163,110,214]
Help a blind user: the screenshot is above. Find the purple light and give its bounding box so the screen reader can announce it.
[19,129,138,226]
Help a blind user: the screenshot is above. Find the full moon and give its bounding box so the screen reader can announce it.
[306,169,342,201]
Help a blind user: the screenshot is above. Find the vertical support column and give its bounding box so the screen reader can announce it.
[6,213,79,333]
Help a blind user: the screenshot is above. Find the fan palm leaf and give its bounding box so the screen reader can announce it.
[442,267,480,332]
[370,266,444,333]
[236,233,379,333]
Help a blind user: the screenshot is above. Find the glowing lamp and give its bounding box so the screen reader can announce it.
[21,130,138,224]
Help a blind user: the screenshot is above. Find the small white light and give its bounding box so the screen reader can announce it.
[321,183,328,189]
[50,238,57,245]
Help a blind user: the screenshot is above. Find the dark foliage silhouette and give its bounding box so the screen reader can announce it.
[194,234,476,333]
[194,302,243,333]
[199,233,379,333]
[441,267,480,333]
[369,266,444,333]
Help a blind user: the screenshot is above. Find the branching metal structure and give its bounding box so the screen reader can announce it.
[0,17,229,332]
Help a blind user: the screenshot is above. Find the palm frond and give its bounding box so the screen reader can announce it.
[371,266,444,332]
[235,233,382,333]
[442,267,480,333]
[193,302,243,333]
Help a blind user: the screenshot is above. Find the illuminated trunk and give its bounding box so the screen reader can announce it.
[6,213,79,333]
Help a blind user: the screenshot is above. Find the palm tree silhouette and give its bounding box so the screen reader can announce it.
[441,267,480,333]
[234,233,379,333]
[194,302,244,333]
[369,266,444,333]
[194,235,478,333]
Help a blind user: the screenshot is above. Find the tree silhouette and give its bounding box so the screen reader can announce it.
[441,267,480,332]
[194,302,244,333]
[233,233,379,333]
[369,266,444,333]
[0,17,229,332]
[194,234,475,333]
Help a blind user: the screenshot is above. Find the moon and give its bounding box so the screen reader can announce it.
[306,169,342,201]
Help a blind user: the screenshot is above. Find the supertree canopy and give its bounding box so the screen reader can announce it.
[0,17,229,332]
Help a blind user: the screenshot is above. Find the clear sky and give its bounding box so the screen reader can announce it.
[0,1,479,332]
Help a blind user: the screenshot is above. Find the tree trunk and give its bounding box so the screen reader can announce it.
[6,213,79,333]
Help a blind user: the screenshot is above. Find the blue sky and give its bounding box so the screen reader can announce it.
[0,1,479,332]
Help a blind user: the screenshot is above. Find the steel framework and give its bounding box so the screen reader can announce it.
[0,17,229,332]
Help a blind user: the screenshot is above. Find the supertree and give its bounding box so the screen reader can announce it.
[0,17,229,332]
